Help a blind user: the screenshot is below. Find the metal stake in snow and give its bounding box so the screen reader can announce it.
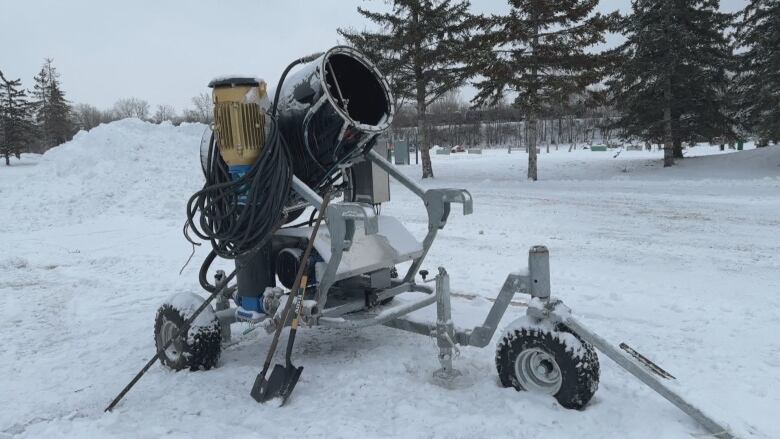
[104,270,236,412]
[564,317,734,438]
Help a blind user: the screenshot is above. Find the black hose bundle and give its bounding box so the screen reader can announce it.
[185,117,292,260]
[185,54,324,292]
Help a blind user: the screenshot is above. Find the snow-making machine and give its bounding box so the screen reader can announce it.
[107,46,733,438]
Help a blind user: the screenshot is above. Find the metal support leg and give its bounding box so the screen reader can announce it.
[213,270,232,343]
[528,245,551,299]
[433,267,461,380]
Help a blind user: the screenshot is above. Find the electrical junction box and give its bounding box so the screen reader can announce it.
[394,140,410,165]
[352,139,390,204]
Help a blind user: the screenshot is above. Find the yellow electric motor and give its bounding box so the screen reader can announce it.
[208,77,269,171]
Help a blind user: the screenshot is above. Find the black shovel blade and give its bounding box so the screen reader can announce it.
[250,373,269,403]
[251,364,303,405]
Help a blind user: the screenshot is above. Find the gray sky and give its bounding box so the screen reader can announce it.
[0,0,747,111]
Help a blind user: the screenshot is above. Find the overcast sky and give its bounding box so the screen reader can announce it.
[1,0,747,111]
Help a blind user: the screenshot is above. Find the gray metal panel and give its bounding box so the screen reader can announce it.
[319,292,437,328]
[394,140,410,165]
[366,150,425,198]
[352,141,390,204]
[275,215,423,281]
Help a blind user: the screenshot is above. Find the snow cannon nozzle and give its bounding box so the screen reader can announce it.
[268,46,395,193]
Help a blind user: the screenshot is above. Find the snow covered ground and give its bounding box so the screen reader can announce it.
[1,119,779,438]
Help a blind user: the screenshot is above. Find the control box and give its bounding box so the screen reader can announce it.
[351,139,390,204]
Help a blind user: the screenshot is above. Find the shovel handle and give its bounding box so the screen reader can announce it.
[292,275,308,331]
[257,193,331,380]
[285,275,307,366]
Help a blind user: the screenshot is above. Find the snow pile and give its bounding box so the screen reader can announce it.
[5,119,207,230]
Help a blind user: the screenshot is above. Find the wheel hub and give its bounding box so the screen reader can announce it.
[159,318,184,363]
[514,347,562,395]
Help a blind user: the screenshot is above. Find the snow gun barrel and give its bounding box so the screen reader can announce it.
[270,46,395,192]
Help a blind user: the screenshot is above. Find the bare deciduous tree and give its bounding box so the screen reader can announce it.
[153,104,176,124]
[182,93,212,124]
[113,97,149,120]
[72,103,103,131]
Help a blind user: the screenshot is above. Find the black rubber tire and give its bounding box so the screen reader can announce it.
[496,323,600,410]
[154,303,221,371]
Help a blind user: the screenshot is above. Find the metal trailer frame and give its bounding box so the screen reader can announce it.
[215,148,474,332]
[279,147,477,336]
[213,149,734,438]
[217,148,515,366]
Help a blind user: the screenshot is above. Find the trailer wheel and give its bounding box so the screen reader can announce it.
[496,318,599,410]
[154,293,221,371]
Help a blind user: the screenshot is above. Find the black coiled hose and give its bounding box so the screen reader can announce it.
[185,116,292,260]
[187,53,323,292]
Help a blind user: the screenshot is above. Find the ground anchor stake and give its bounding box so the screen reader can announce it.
[104,271,236,412]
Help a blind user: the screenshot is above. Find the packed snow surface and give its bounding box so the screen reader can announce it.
[1,119,779,438]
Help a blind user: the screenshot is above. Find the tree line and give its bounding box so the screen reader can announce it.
[340,0,780,180]
[3,1,777,177]
[0,58,214,165]
[389,89,619,153]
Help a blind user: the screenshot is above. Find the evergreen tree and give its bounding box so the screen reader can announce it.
[45,79,73,147]
[339,0,475,178]
[0,70,34,165]
[31,62,52,149]
[734,0,780,145]
[607,0,734,167]
[31,65,50,125]
[31,59,74,151]
[471,0,614,180]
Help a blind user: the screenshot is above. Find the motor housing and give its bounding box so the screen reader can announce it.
[208,77,270,181]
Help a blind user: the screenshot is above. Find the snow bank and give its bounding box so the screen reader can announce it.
[4,119,207,230]
[423,144,780,184]
[648,144,780,180]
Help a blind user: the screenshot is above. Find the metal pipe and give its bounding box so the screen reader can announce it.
[366,150,426,198]
[291,175,323,207]
[528,246,551,299]
[434,268,457,377]
[564,317,735,439]
[466,270,529,348]
[319,283,432,319]
[215,308,239,327]
[318,293,437,328]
